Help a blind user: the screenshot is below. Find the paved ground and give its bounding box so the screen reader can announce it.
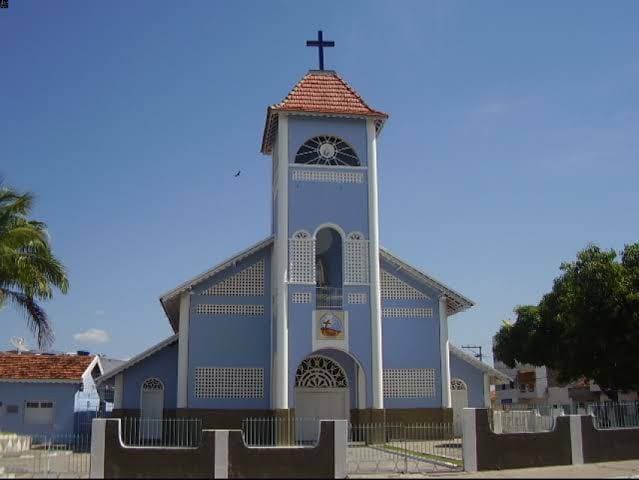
[348,459,639,478]
[0,450,89,478]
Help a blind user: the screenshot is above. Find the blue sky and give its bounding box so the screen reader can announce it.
[1,1,638,362]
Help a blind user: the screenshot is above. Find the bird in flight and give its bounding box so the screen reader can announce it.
[234,170,241,177]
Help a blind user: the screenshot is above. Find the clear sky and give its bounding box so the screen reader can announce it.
[1,1,638,362]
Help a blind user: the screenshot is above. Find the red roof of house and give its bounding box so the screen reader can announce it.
[261,70,388,154]
[0,353,96,382]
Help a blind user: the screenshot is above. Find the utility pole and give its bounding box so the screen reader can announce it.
[461,345,483,362]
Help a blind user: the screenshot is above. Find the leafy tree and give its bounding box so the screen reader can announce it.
[493,243,639,401]
[0,183,69,348]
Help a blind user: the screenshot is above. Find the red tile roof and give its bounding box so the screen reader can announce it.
[261,70,388,154]
[0,353,96,382]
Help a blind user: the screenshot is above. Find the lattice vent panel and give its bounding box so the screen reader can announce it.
[292,169,364,184]
[289,231,316,284]
[201,260,264,296]
[381,270,429,300]
[383,368,436,398]
[348,293,368,304]
[382,307,433,318]
[195,304,264,316]
[292,292,311,304]
[195,367,264,398]
[345,232,370,284]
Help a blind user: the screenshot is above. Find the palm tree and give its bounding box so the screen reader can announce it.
[0,183,69,348]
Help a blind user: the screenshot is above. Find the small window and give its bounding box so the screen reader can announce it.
[26,401,39,408]
[40,402,53,408]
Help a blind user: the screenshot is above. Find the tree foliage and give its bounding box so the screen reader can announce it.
[0,183,69,348]
[493,243,639,399]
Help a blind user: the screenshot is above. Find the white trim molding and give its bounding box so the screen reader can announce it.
[177,292,190,408]
[439,296,451,408]
[366,118,384,410]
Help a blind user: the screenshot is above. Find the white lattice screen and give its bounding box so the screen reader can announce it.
[201,260,264,296]
[289,231,316,284]
[381,270,428,300]
[382,307,433,318]
[194,367,264,398]
[348,293,368,304]
[195,304,264,316]
[383,368,436,398]
[292,169,364,184]
[345,232,369,284]
[292,292,311,303]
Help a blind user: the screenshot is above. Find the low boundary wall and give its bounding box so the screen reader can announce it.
[462,408,639,472]
[90,418,346,479]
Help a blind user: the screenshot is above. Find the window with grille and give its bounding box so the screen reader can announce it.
[383,368,436,398]
[195,367,264,398]
[289,230,316,284]
[344,232,369,284]
[294,136,360,166]
[292,292,311,303]
[348,293,368,304]
[381,270,429,300]
[201,260,265,296]
[382,307,433,318]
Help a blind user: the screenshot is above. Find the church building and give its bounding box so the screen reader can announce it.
[97,35,508,431]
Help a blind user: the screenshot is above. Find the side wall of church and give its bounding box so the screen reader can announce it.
[187,248,272,409]
[380,257,443,408]
[286,116,374,408]
[450,354,486,408]
[121,342,178,410]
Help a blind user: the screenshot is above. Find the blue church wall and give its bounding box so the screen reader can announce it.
[287,284,373,408]
[288,116,368,167]
[450,354,486,408]
[187,248,272,409]
[379,259,443,408]
[121,342,178,410]
[0,382,79,435]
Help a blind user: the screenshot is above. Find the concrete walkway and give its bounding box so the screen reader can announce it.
[349,459,639,478]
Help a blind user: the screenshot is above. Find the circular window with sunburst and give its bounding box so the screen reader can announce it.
[294,136,360,166]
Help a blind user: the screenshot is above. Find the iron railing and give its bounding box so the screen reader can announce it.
[316,286,343,309]
[241,417,321,446]
[0,433,91,476]
[119,417,202,447]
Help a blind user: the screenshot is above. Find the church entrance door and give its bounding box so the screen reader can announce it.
[140,378,164,440]
[294,356,349,443]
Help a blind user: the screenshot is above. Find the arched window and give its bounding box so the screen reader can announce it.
[295,136,360,166]
[315,227,342,288]
[295,356,348,388]
[451,378,468,391]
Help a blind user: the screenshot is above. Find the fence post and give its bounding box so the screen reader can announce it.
[333,420,348,479]
[214,431,229,479]
[569,416,584,465]
[90,418,107,479]
[462,408,478,472]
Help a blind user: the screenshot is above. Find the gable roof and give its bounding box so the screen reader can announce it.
[96,335,178,384]
[450,344,511,383]
[159,236,274,331]
[379,247,474,315]
[0,353,100,383]
[261,70,388,154]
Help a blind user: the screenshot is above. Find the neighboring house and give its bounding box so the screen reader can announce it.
[0,352,102,435]
[493,360,638,406]
[96,65,501,431]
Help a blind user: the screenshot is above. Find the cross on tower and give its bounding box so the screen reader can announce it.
[306,30,335,71]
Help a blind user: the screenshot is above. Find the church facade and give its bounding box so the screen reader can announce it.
[98,68,508,428]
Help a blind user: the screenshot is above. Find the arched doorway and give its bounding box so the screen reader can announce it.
[451,378,468,437]
[140,378,164,440]
[294,356,349,442]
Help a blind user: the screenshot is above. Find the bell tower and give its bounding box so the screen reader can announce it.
[260,36,388,412]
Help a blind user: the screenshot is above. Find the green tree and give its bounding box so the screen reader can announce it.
[493,243,639,401]
[0,184,69,348]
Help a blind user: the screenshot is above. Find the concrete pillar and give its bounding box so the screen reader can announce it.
[462,408,478,472]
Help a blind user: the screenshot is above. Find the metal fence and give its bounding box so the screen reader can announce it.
[0,433,91,477]
[316,287,343,309]
[241,417,321,446]
[492,400,639,433]
[119,417,202,447]
[348,422,462,474]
